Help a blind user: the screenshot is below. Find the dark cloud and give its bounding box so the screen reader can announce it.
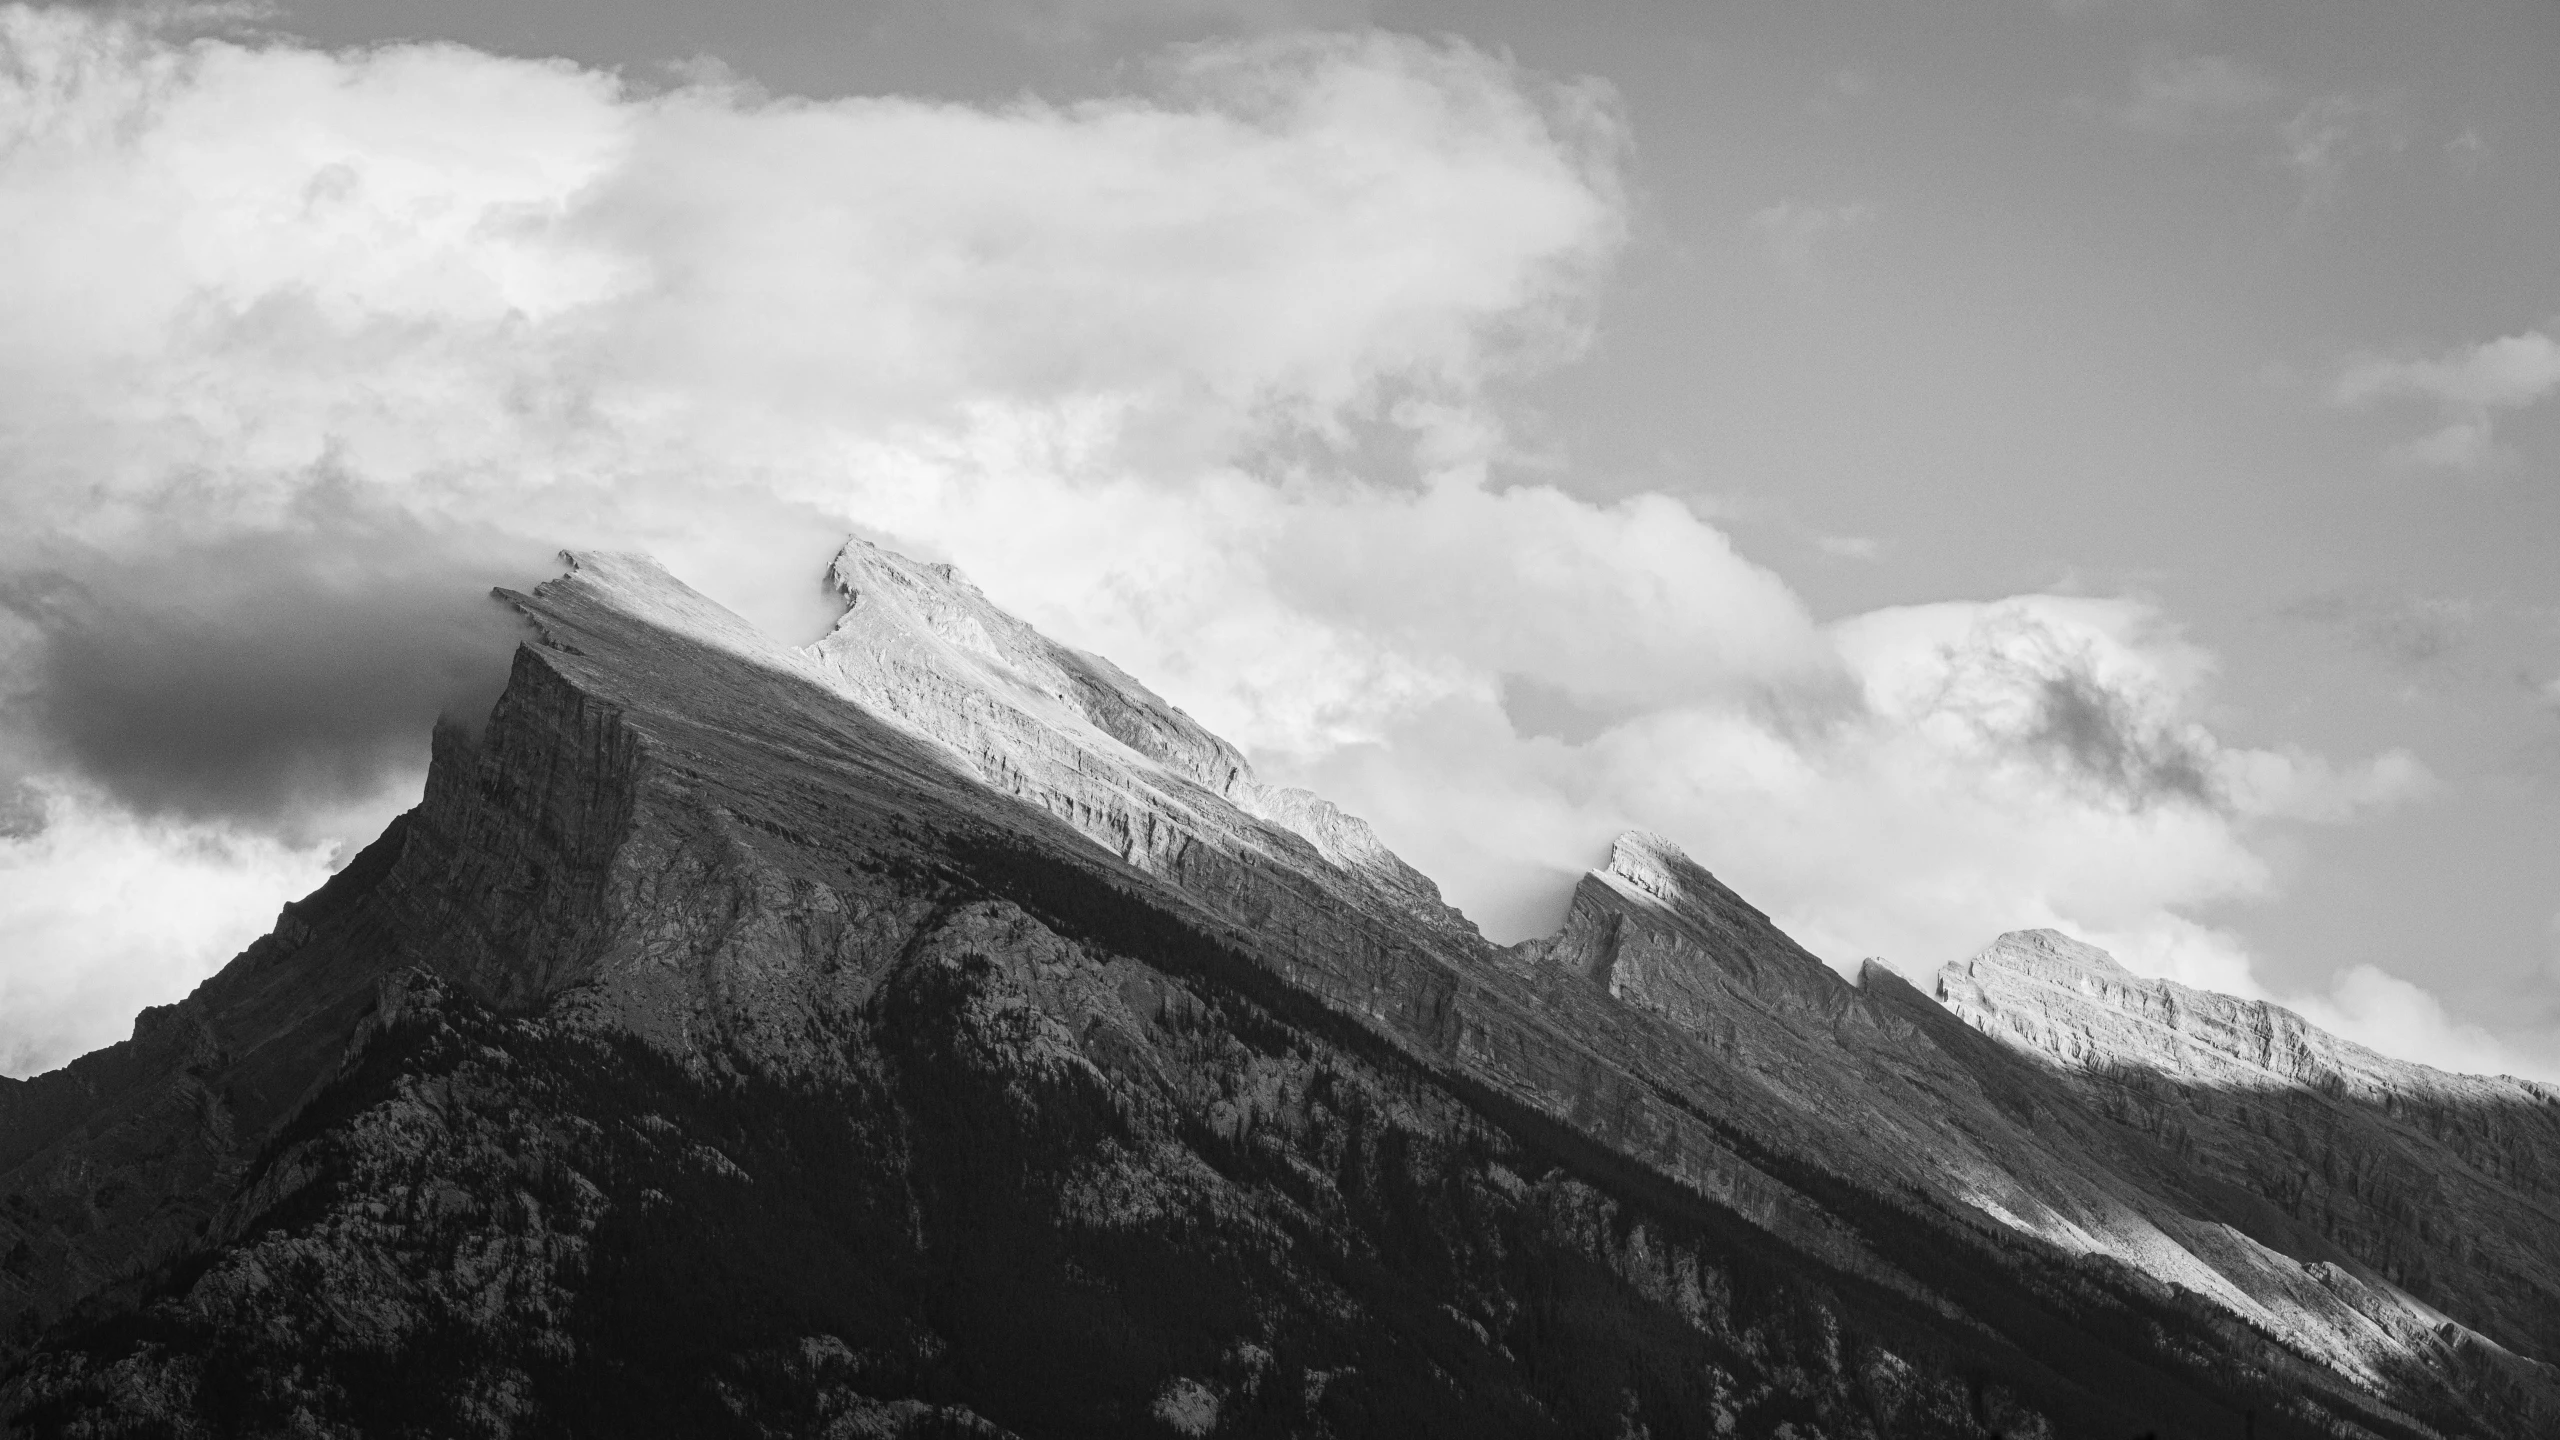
[2029,670,2215,808]
[0,491,550,839]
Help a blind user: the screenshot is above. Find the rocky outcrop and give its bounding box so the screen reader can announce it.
[0,542,2551,1438]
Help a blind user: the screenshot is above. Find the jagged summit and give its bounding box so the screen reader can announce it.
[3,540,2555,1438]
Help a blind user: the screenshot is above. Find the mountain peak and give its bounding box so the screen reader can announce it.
[540,548,785,662]
[816,537,1250,800]
[1605,827,1690,883]
[1974,927,2137,981]
[1601,827,1768,922]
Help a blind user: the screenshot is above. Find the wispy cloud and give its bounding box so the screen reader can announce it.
[2110,52,2280,137]
[2283,589,2478,671]
[2095,52,2407,205]
[2280,91,2410,206]
[1749,198,1873,286]
[2333,325,2560,471]
[1806,66,1873,117]
[2445,125,2489,175]
[1815,534,1881,561]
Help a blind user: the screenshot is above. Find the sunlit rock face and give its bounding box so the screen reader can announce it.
[807,539,1472,939]
[0,542,2552,1438]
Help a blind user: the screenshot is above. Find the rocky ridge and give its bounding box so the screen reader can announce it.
[0,542,2550,1438]
[1941,930,2560,1375]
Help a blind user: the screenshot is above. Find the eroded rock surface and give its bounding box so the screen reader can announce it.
[0,543,2549,1438]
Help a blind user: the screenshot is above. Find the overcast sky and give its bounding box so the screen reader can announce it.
[1,0,2554,1080]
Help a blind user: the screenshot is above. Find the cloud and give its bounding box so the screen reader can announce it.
[2280,91,2409,206]
[2445,125,2489,175]
[2283,589,2477,671]
[1815,534,1880,561]
[2295,964,2531,1078]
[0,7,1634,750]
[1748,198,1873,286]
[2096,54,2405,205]
[987,0,1374,45]
[0,5,1633,1070]
[0,779,335,1077]
[1805,66,1872,117]
[1281,594,2431,993]
[2110,53,2280,138]
[2333,324,2560,471]
[0,6,2472,1082]
[0,490,542,837]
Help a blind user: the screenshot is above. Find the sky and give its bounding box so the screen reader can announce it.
[0,0,2554,1081]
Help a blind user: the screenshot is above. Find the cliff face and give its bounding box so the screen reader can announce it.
[0,544,2551,1438]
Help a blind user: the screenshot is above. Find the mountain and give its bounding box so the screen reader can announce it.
[1,542,2554,1438]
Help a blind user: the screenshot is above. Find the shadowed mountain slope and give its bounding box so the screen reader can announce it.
[0,544,2551,1438]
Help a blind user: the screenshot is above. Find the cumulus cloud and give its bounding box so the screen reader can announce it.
[2334,325,2560,471]
[0,5,2481,1080]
